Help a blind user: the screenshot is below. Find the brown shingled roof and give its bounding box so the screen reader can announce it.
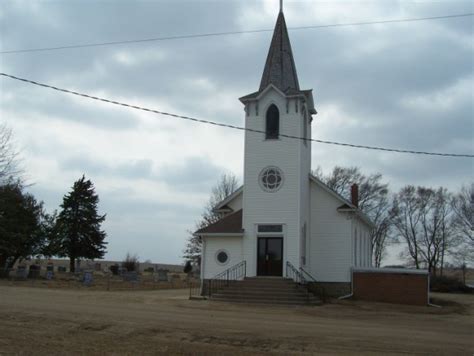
[194,210,243,235]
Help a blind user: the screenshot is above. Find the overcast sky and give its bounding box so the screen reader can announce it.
[0,0,472,265]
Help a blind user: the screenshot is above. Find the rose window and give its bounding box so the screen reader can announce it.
[259,166,283,192]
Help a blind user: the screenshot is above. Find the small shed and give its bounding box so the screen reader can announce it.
[352,268,429,306]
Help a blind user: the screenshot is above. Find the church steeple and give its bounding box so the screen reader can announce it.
[259,10,300,93]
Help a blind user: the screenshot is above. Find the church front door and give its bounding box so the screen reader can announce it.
[257,237,283,276]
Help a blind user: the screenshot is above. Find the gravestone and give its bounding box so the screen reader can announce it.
[83,271,93,286]
[46,264,54,279]
[156,269,169,282]
[28,265,41,279]
[16,266,28,280]
[123,271,139,282]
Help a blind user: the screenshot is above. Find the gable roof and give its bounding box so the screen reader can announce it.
[198,176,374,235]
[213,186,243,212]
[309,174,375,228]
[194,210,243,236]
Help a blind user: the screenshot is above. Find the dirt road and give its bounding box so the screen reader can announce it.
[0,286,472,355]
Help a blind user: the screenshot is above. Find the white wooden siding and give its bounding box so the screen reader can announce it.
[351,218,373,269]
[242,88,309,276]
[227,192,243,212]
[308,181,353,282]
[202,237,243,279]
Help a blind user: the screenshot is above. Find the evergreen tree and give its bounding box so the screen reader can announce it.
[55,175,107,272]
[0,183,45,272]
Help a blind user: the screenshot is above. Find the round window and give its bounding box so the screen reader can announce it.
[259,166,284,192]
[216,250,229,265]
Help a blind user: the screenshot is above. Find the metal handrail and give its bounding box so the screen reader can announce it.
[300,267,317,282]
[286,261,308,285]
[300,266,326,302]
[208,260,246,297]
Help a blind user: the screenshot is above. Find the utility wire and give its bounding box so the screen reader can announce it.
[1,13,472,54]
[1,72,472,158]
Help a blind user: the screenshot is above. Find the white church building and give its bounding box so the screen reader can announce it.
[195,8,374,296]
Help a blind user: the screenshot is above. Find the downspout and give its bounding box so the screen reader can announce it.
[339,267,354,300]
[200,236,206,296]
[426,271,440,307]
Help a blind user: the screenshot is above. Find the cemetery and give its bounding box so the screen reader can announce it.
[1,259,194,291]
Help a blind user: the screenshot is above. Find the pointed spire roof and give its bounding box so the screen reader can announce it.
[259,11,300,93]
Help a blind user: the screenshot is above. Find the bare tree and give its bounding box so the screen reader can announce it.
[315,166,391,267]
[201,173,239,226]
[183,173,239,266]
[391,186,457,275]
[451,183,474,265]
[122,253,140,272]
[0,124,22,185]
[391,186,422,268]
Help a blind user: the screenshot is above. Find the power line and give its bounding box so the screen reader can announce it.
[1,72,472,158]
[1,13,472,54]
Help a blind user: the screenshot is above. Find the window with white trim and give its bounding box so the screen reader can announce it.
[301,223,307,266]
[354,228,358,266]
[259,166,284,192]
[215,250,229,265]
[265,104,279,139]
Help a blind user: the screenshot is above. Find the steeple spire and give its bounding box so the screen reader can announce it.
[259,10,300,93]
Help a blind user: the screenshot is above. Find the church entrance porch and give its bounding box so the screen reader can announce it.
[257,237,283,276]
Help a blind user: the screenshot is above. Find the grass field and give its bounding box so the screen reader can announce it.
[0,285,473,355]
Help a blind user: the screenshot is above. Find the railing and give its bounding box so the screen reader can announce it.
[286,261,308,285]
[208,260,246,297]
[300,266,326,302]
[300,267,316,283]
[189,279,204,300]
[286,262,326,303]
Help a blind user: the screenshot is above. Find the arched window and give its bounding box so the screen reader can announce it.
[265,104,279,139]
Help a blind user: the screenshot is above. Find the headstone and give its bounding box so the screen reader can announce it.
[156,269,169,282]
[16,266,28,280]
[83,271,93,286]
[46,270,54,280]
[28,265,41,279]
[123,271,139,282]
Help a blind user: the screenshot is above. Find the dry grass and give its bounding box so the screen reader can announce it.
[0,273,191,291]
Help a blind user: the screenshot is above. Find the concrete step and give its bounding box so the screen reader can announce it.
[215,289,309,297]
[227,280,304,285]
[211,293,313,301]
[210,296,322,306]
[220,284,305,292]
[207,277,320,306]
[227,281,300,287]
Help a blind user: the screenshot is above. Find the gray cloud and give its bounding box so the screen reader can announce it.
[1,0,472,264]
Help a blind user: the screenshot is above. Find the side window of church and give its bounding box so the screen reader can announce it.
[354,229,358,266]
[303,110,308,146]
[266,104,279,139]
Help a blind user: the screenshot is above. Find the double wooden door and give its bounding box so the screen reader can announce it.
[257,237,283,276]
